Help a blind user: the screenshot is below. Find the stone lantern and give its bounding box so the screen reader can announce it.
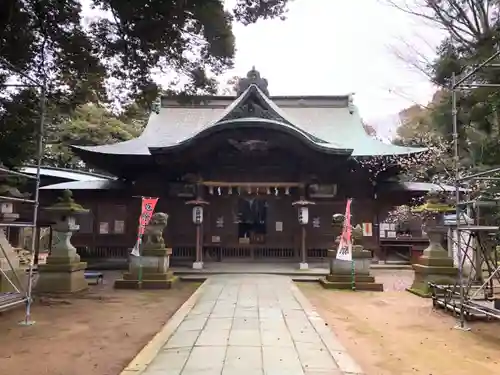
[0,184,25,292]
[35,190,89,294]
[320,214,383,291]
[408,191,457,297]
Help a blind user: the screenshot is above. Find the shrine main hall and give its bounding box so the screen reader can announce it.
[38,68,431,269]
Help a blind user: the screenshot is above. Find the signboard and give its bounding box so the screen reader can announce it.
[362,222,372,236]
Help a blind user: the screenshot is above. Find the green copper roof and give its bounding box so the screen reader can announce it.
[73,81,425,157]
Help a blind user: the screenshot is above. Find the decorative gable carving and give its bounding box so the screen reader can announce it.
[220,93,290,124]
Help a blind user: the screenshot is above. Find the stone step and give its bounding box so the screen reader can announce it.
[319,278,384,291]
[325,274,376,283]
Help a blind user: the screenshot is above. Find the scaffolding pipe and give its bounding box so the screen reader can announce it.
[22,83,46,326]
[0,222,36,228]
[457,166,500,182]
[452,72,467,329]
[454,50,500,88]
[0,167,37,180]
[0,242,25,293]
[0,297,28,312]
[0,195,36,204]
[0,58,44,325]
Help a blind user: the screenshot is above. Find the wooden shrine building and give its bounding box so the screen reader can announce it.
[39,68,428,268]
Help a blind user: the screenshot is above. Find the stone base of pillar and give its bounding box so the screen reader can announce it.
[320,245,383,291]
[114,271,177,289]
[407,254,457,297]
[298,262,309,270]
[114,248,176,290]
[34,261,88,294]
[320,274,383,291]
[192,261,204,270]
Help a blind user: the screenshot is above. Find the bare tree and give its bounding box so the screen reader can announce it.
[383,0,499,85]
[384,0,498,47]
[218,75,240,95]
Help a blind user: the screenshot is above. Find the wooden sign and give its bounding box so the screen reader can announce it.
[362,222,373,236]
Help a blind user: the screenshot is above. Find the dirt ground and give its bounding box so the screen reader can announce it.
[300,270,500,375]
[0,273,199,375]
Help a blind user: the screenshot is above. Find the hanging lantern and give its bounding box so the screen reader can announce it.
[266,187,271,195]
[237,187,241,195]
[208,186,214,195]
[298,206,309,225]
[274,187,279,196]
[247,186,252,194]
[228,187,233,195]
[217,187,221,196]
[285,187,290,195]
[192,205,203,224]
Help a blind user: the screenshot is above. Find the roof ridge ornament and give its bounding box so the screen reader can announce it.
[151,96,161,114]
[348,92,355,115]
[236,67,269,96]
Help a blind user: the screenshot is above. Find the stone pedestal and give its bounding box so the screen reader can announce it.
[35,190,89,294]
[0,212,24,292]
[299,262,309,270]
[320,245,383,291]
[115,212,177,289]
[192,261,204,270]
[408,211,457,297]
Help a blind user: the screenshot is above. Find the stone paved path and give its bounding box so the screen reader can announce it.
[141,275,363,375]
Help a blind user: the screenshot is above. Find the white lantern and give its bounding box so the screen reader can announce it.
[298,206,309,225]
[192,206,203,224]
[0,202,13,214]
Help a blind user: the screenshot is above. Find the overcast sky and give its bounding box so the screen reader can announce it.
[83,0,445,138]
[212,0,445,135]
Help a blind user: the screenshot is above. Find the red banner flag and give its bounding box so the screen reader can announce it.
[138,197,159,236]
[336,198,353,261]
[131,197,158,256]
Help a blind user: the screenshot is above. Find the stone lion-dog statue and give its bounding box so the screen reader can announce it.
[143,212,169,249]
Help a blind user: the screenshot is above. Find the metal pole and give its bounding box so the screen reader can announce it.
[452,72,469,331]
[457,166,500,182]
[21,84,46,326]
[454,50,500,88]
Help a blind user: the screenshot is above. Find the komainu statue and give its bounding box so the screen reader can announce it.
[142,212,169,249]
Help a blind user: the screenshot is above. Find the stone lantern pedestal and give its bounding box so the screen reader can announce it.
[320,222,383,291]
[0,209,24,292]
[408,199,457,297]
[115,212,176,289]
[34,190,89,294]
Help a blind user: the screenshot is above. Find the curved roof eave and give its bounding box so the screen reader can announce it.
[70,137,151,156]
[351,145,428,157]
[40,179,126,190]
[148,118,354,156]
[20,166,116,181]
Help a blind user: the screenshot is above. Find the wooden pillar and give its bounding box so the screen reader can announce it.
[293,192,314,270]
[186,192,208,270]
[196,224,203,263]
[301,225,306,264]
[373,181,383,263]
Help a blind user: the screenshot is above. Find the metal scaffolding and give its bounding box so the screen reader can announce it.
[430,50,500,329]
[0,58,45,325]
